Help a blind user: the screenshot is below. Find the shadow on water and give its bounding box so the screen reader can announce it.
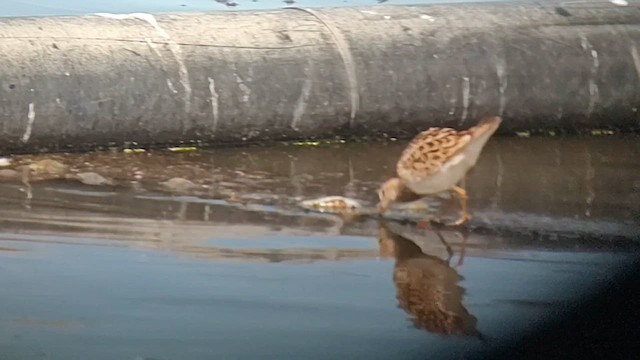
[0,136,639,359]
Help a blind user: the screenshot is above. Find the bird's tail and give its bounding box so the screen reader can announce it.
[469,116,502,138]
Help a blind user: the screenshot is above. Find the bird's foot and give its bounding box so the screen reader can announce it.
[448,213,470,226]
[416,219,431,229]
[417,217,446,229]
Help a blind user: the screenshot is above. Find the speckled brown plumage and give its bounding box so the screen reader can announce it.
[378,116,502,225]
[397,117,501,183]
[396,127,472,182]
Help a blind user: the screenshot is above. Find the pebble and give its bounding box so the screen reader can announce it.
[161,177,198,192]
[74,172,112,186]
[299,196,363,214]
[28,159,67,176]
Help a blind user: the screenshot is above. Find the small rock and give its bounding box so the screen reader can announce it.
[133,170,144,180]
[161,177,198,192]
[74,172,112,186]
[28,159,67,176]
[299,196,362,214]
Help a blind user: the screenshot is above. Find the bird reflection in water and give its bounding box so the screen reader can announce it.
[378,223,482,338]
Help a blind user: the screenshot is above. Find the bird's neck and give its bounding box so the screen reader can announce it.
[395,180,421,203]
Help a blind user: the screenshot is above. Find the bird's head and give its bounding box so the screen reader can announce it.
[377,177,402,213]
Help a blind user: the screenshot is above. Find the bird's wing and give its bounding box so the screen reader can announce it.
[396,127,472,183]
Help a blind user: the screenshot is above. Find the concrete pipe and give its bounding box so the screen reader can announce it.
[0,0,639,153]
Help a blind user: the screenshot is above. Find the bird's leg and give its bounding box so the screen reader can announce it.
[453,229,469,268]
[417,213,445,229]
[416,219,431,230]
[449,185,470,226]
[433,230,454,264]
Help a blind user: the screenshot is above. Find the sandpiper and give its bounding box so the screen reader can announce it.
[378,116,502,225]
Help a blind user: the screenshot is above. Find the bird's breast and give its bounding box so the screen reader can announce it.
[405,154,474,195]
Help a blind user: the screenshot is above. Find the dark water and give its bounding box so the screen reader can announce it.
[1,136,639,359]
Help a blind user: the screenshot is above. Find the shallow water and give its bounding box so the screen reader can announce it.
[1,136,639,359]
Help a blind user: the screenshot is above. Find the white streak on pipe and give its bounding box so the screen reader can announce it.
[495,58,507,116]
[460,76,470,124]
[610,0,628,6]
[166,79,178,94]
[587,49,600,116]
[22,103,36,143]
[581,36,599,117]
[235,73,251,102]
[96,13,192,113]
[288,8,359,124]
[207,77,220,130]
[630,45,640,81]
[145,37,163,59]
[291,78,313,131]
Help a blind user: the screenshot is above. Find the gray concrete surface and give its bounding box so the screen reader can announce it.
[0,1,639,153]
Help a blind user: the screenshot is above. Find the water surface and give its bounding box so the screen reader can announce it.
[1,136,639,359]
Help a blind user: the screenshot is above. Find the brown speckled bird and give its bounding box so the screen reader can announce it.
[378,116,502,225]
